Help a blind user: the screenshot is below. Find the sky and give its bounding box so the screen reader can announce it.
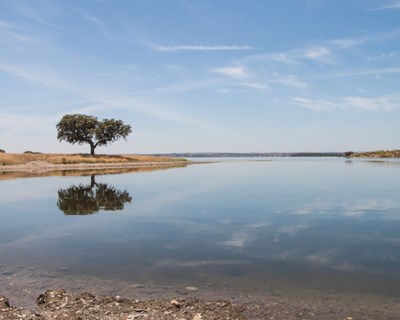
[0,0,400,154]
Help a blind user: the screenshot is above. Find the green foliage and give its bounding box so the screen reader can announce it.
[56,114,132,155]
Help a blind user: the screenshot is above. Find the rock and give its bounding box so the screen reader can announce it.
[185,286,199,292]
[193,313,202,320]
[170,299,182,308]
[0,295,10,308]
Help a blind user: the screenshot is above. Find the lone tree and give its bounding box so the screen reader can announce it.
[56,114,132,155]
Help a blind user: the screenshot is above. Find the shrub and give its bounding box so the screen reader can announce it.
[0,149,5,153]
[23,151,42,154]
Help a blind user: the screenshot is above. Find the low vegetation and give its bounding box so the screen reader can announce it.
[0,153,186,166]
[351,150,400,158]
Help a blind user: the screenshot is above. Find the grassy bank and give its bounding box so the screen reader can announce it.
[0,153,186,166]
[352,150,400,158]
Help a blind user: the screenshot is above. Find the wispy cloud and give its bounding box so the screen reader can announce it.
[0,62,216,132]
[152,79,221,94]
[154,44,254,52]
[212,66,248,78]
[0,63,79,95]
[343,96,399,111]
[82,13,107,36]
[273,74,307,89]
[69,7,126,42]
[307,66,400,80]
[292,95,400,112]
[292,97,339,112]
[239,82,271,91]
[304,46,331,60]
[4,0,61,29]
[328,38,365,49]
[369,1,400,11]
[215,88,231,94]
[0,19,40,44]
[0,19,13,28]
[241,44,334,66]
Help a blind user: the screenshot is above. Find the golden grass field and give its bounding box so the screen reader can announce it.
[0,153,186,166]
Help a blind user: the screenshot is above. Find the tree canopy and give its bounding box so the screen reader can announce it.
[56,114,132,155]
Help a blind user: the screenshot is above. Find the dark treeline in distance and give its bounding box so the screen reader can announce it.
[149,152,346,158]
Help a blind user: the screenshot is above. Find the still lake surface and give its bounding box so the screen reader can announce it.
[1,158,400,300]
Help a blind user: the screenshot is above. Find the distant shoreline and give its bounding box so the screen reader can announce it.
[1,150,399,173]
[149,150,400,159]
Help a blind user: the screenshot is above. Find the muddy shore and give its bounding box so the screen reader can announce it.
[1,263,400,319]
[1,288,400,320]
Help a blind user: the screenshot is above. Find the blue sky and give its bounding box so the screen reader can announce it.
[1,0,400,153]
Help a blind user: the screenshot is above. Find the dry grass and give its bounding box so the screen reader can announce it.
[353,150,400,158]
[0,153,186,166]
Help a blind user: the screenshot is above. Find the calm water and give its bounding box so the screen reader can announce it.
[1,158,400,300]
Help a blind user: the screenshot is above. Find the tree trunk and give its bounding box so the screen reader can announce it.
[89,142,95,156]
[90,175,95,188]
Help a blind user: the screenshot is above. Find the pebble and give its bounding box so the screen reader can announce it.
[170,299,182,308]
[185,286,199,292]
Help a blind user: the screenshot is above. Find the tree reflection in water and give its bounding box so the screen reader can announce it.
[57,175,132,215]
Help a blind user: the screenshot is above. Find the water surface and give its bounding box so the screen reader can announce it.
[1,158,400,303]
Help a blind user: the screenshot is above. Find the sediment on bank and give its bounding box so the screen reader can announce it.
[1,290,400,320]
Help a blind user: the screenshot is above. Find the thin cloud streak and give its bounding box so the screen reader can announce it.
[306,66,400,80]
[212,66,248,78]
[154,45,254,52]
[239,82,271,91]
[292,95,400,112]
[152,79,222,94]
[272,74,307,89]
[369,1,400,11]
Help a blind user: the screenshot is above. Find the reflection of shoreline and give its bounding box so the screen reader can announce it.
[0,163,189,181]
[0,160,191,173]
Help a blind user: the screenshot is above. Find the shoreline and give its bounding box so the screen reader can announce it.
[1,263,400,319]
[1,288,400,320]
[0,160,193,173]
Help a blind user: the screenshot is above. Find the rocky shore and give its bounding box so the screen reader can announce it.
[1,289,400,320]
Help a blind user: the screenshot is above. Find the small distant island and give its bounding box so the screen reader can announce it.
[347,150,400,158]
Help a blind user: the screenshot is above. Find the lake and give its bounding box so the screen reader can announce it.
[1,158,400,306]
